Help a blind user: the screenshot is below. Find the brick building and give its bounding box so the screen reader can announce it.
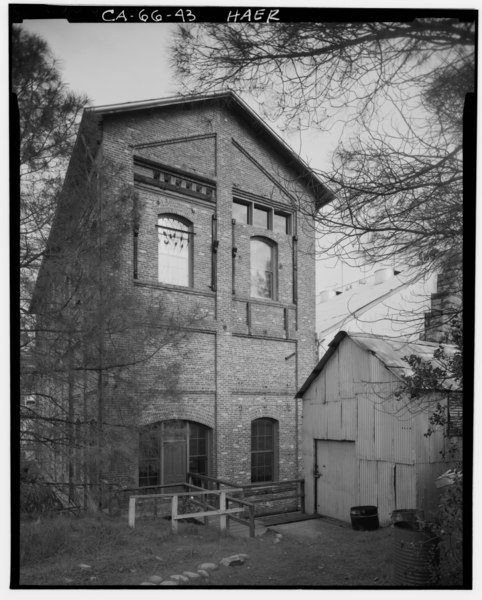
[31,92,334,491]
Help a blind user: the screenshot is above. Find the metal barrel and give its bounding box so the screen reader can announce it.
[350,505,379,531]
[393,521,438,586]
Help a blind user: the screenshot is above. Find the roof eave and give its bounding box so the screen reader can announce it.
[295,331,348,398]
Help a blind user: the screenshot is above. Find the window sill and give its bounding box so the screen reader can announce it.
[134,279,215,297]
[233,296,296,309]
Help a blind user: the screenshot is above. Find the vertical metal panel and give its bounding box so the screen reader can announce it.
[301,434,315,514]
[325,402,342,439]
[357,394,375,460]
[377,461,396,525]
[302,399,316,449]
[318,370,326,405]
[393,417,414,464]
[359,459,378,506]
[316,440,357,522]
[324,348,339,402]
[341,399,357,440]
[338,337,355,399]
[319,404,329,439]
[375,401,395,462]
[395,463,416,509]
[414,408,431,463]
[351,340,372,396]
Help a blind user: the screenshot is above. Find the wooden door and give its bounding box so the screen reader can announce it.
[316,440,357,522]
[163,441,187,485]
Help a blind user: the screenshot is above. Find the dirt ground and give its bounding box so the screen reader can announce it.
[17,513,398,587]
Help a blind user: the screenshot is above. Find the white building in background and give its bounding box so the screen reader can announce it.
[316,267,437,354]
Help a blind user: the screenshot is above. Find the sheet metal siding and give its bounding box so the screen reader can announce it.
[316,440,357,521]
[326,402,342,438]
[359,459,378,506]
[324,348,340,402]
[375,399,395,462]
[338,336,357,398]
[301,428,315,513]
[395,464,417,509]
[341,399,357,440]
[357,394,376,460]
[301,334,456,523]
[377,462,396,524]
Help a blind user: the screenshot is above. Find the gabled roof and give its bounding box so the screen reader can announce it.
[296,331,458,398]
[86,91,335,207]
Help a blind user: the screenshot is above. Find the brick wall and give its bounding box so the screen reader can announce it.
[96,98,317,490]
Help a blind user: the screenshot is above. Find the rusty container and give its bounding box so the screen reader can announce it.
[393,521,439,586]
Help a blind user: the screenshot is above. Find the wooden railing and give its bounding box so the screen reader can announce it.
[127,483,244,533]
[187,473,305,515]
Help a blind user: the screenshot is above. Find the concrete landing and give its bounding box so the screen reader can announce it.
[268,516,354,544]
[258,512,322,527]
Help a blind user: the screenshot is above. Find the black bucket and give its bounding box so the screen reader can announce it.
[393,521,439,585]
[350,505,379,531]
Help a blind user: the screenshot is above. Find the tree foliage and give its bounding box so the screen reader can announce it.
[172,18,475,277]
[13,25,87,276]
[15,27,203,504]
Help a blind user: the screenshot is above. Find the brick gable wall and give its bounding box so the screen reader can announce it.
[98,100,317,488]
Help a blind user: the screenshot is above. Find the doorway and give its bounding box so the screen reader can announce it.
[315,440,357,522]
[139,420,211,487]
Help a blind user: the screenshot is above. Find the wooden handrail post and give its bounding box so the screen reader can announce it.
[171,495,179,534]
[249,503,255,538]
[128,497,136,528]
[219,491,226,532]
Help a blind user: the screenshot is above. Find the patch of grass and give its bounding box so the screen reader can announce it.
[18,514,400,587]
[20,515,74,565]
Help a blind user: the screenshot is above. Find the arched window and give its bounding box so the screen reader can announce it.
[250,238,277,300]
[251,418,279,483]
[139,420,211,487]
[157,215,192,286]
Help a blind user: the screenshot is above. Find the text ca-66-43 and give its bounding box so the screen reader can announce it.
[102,9,196,22]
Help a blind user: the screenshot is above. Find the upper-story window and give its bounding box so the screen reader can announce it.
[232,200,249,224]
[157,215,192,287]
[253,205,270,228]
[251,237,277,300]
[233,199,291,234]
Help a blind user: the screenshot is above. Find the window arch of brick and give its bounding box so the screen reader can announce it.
[250,237,278,300]
[157,214,193,287]
[138,420,211,488]
[251,418,279,483]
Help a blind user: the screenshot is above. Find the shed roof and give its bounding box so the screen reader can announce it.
[296,331,458,398]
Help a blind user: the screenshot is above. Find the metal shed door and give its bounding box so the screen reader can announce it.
[315,440,356,522]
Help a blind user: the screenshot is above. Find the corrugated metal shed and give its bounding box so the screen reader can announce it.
[299,331,459,523]
[297,331,457,398]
